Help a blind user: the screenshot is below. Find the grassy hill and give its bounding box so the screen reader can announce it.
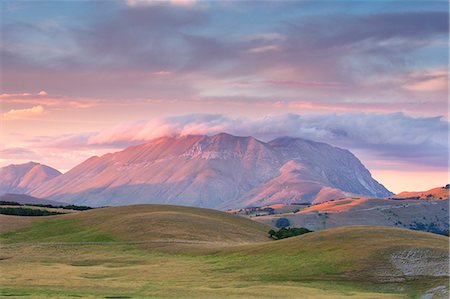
[1,204,271,244]
[0,204,448,298]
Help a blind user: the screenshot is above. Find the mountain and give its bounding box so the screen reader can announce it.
[0,162,61,194]
[30,133,392,208]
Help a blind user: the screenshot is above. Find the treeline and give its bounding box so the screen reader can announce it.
[0,207,65,216]
[0,201,93,211]
[269,227,313,240]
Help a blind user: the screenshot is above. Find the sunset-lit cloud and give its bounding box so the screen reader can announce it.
[2,2,447,107]
[2,105,45,120]
[126,0,197,7]
[0,91,107,109]
[247,45,281,54]
[403,69,448,92]
[20,113,447,170]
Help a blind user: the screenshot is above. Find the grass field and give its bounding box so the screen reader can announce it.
[0,205,448,298]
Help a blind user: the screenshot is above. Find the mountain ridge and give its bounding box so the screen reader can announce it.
[9,133,392,209]
[0,161,61,195]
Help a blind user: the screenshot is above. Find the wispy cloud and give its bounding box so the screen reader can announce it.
[402,69,448,92]
[2,105,45,120]
[2,3,447,108]
[0,146,39,160]
[0,91,108,109]
[126,0,198,7]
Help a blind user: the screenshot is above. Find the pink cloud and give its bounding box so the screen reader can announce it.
[2,105,45,120]
[126,0,197,7]
[247,45,281,54]
[0,91,107,109]
[264,79,348,89]
[403,69,448,92]
[151,70,173,76]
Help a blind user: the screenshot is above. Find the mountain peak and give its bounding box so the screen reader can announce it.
[0,162,61,194]
[30,133,391,208]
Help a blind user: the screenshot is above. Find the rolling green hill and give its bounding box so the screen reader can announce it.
[1,204,271,244]
[0,205,448,298]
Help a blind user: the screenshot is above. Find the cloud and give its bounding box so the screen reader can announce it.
[0,146,40,159]
[402,69,448,92]
[0,91,106,109]
[42,113,447,169]
[2,105,45,120]
[6,112,446,173]
[247,45,281,54]
[126,0,198,7]
[2,3,447,107]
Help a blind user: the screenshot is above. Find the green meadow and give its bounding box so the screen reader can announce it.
[0,205,448,298]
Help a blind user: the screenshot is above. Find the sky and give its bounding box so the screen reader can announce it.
[0,0,448,193]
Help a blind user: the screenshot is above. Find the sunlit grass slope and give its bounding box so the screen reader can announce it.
[1,204,271,244]
[0,204,448,298]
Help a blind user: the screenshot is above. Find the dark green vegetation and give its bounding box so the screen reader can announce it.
[0,201,21,206]
[0,204,448,298]
[269,227,312,239]
[0,200,93,210]
[0,207,65,216]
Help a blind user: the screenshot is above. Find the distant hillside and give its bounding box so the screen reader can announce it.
[391,185,449,200]
[0,162,61,194]
[246,187,449,235]
[0,193,66,206]
[30,133,391,208]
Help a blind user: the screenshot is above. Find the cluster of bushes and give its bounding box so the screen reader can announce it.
[0,207,65,216]
[0,201,93,211]
[269,227,313,240]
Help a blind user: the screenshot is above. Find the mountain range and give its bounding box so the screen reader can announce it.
[2,133,392,209]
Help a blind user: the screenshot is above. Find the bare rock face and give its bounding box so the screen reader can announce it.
[0,162,61,194]
[30,133,392,208]
[369,247,449,288]
[390,248,449,277]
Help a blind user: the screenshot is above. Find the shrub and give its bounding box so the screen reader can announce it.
[269,227,313,239]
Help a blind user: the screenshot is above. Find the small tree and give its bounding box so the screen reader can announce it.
[275,217,290,228]
[268,229,277,239]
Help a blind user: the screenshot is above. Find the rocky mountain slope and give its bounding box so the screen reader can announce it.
[0,162,61,195]
[29,133,391,208]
